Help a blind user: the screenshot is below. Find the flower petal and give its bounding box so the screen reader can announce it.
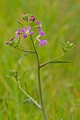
[23,34,28,38]
[39,40,48,47]
[30,16,35,22]
[16,28,21,38]
[22,28,26,33]
[27,26,31,32]
[36,20,41,25]
[17,33,20,36]
[40,30,45,36]
[17,28,21,33]
[37,27,41,31]
[30,31,34,35]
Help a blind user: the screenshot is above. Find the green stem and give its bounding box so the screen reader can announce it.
[30,36,48,120]
[10,45,35,53]
[17,81,41,109]
[17,48,35,53]
[40,53,64,68]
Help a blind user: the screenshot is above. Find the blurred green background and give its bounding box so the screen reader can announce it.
[0,0,80,120]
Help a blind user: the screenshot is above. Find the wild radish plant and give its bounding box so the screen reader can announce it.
[6,14,74,120]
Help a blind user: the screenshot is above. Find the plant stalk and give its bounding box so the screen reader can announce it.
[30,36,48,120]
[40,54,64,68]
[17,81,41,109]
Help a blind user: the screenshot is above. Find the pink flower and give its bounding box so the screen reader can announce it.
[39,30,45,36]
[30,16,35,22]
[22,26,34,39]
[36,20,41,25]
[39,40,48,47]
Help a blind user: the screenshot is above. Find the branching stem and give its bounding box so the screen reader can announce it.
[10,45,35,53]
[40,54,64,68]
[30,36,48,120]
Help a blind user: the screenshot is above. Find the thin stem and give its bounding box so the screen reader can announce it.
[17,81,41,109]
[40,44,76,68]
[17,47,35,53]
[30,36,48,120]
[40,53,64,68]
[10,45,35,53]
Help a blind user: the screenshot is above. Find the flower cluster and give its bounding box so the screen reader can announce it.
[6,14,48,47]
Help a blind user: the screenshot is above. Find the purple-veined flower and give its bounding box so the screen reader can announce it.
[39,40,48,47]
[22,26,34,38]
[36,27,48,47]
[6,14,48,48]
